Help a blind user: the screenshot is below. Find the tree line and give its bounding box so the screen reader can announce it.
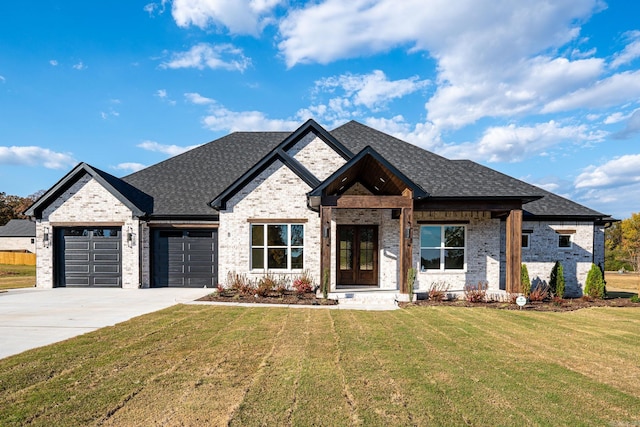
[0,192,44,226]
[605,212,640,272]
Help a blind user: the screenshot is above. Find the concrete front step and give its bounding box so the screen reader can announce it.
[328,289,401,310]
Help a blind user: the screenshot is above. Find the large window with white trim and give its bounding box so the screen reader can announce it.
[251,224,304,270]
[420,225,466,271]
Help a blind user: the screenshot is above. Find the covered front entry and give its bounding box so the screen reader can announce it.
[337,225,378,287]
[56,227,122,287]
[152,229,218,288]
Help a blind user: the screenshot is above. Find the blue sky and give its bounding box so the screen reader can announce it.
[1,1,639,219]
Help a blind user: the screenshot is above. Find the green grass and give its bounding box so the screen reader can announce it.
[0,264,35,290]
[1,305,639,426]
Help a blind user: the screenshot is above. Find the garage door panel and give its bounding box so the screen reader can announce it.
[153,229,217,288]
[57,227,122,287]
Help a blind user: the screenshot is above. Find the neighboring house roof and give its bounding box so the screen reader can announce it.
[27,119,608,221]
[25,163,152,218]
[0,219,35,237]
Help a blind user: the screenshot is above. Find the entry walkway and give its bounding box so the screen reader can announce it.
[0,287,212,359]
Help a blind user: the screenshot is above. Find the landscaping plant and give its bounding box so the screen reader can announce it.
[292,271,313,295]
[529,283,550,302]
[464,281,488,303]
[549,261,565,298]
[428,281,449,302]
[584,263,606,299]
[521,264,531,296]
[407,267,417,302]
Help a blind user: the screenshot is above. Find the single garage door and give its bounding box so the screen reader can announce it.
[152,229,218,287]
[56,227,122,287]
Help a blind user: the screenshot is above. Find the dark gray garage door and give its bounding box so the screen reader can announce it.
[152,229,218,287]
[56,227,122,287]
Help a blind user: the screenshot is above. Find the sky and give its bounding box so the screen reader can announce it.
[1,1,639,220]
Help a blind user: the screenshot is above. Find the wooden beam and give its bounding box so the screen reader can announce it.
[322,195,413,209]
[399,206,413,294]
[320,206,332,293]
[505,209,522,294]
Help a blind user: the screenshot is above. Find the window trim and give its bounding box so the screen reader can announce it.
[522,232,531,249]
[419,224,467,272]
[558,233,573,249]
[250,223,304,271]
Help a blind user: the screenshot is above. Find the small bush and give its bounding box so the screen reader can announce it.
[407,268,417,302]
[521,264,531,297]
[549,261,565,298]
[529,284,550,302]
[428,281,449,301]
[464,281,488,303]
[631,294,640,303]
[584,263,606,299]
[256,274,279,297]
[322,267,329,299]
[227,271,256,296]
[292,271,313,295]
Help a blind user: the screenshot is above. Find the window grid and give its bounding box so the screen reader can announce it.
[251,223,304,271]
[420,225,466,272]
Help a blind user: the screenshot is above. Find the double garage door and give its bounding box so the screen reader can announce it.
[56,227,218,288]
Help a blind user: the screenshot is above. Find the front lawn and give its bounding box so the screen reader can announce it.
[0,264,35,290]
[1,305,639,426]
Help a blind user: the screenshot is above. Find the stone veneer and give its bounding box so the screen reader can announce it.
[520,221,596,297]
[36,175,141,289]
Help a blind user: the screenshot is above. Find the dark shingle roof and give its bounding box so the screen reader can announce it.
[117,120,605,219]
[123,132,289,216]
[0,219,35,237]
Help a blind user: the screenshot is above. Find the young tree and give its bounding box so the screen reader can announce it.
[549,261,565,298]
[521,264,531,297]
[621,213,640,272]
[584,263,606,299]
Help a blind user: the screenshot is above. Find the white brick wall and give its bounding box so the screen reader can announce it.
[413,211,501,292]
[521,221,595,297]
[36,175,140,289]
[218,160,322,286]
[0,237,35,253]
[287,134,347,181]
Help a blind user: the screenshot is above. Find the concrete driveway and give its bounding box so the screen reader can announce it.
[0,287,212,359]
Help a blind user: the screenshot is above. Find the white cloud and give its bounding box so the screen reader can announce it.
[0,75,5,83]
[0,146,76,169]
[161,43,251,72]
[575,154,640,189]
[610,31,640,69]
[155,89,176,105]
[202,102,298,132]
[144,0,168,17]
[314,70,429,110]
[363,116,443,151]
[137,140,201,156]
[603,111,627,124]
[542,70,640,113]
[439,121,607,163]
[49,59,58,66]
[612,109,640,139]
[170,0,282,35]
[72,61,87,70]
[113,162,147,173]
[185,92,215,105]
[100,109,120,120]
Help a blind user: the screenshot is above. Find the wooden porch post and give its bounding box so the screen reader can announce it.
[320,206,332,293]
[505,209,522,293]
[399,189,414,294]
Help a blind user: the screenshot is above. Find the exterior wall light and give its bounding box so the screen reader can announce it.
[43,226,50,248]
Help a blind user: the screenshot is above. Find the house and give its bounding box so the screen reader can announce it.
[0,219,36,253]
[25,119,610,297]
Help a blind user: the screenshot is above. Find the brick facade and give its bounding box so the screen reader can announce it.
[36,175,141,289]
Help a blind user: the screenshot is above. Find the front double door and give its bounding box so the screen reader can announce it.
[337,225,378,287]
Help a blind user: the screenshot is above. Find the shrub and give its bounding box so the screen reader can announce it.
[529,284,550,302]
[322,267,329,299]
[584,263,606,299]
[428,281,449,301]
[631,294,640,303]
[407,268,417,302]
[292,271,313,295]
[227,271,256,296]
[464,281,488,303]
[549,261,565,298]
[257,274,280,297]
[521,264,531,297]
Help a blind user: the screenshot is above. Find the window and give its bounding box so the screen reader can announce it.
[420,225,465,271]
[522,233,531,249]
[251,224,304,270]
[558,234,572,248]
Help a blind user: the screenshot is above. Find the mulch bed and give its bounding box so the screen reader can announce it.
[400,297,640,312]
[198,290,338,306]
